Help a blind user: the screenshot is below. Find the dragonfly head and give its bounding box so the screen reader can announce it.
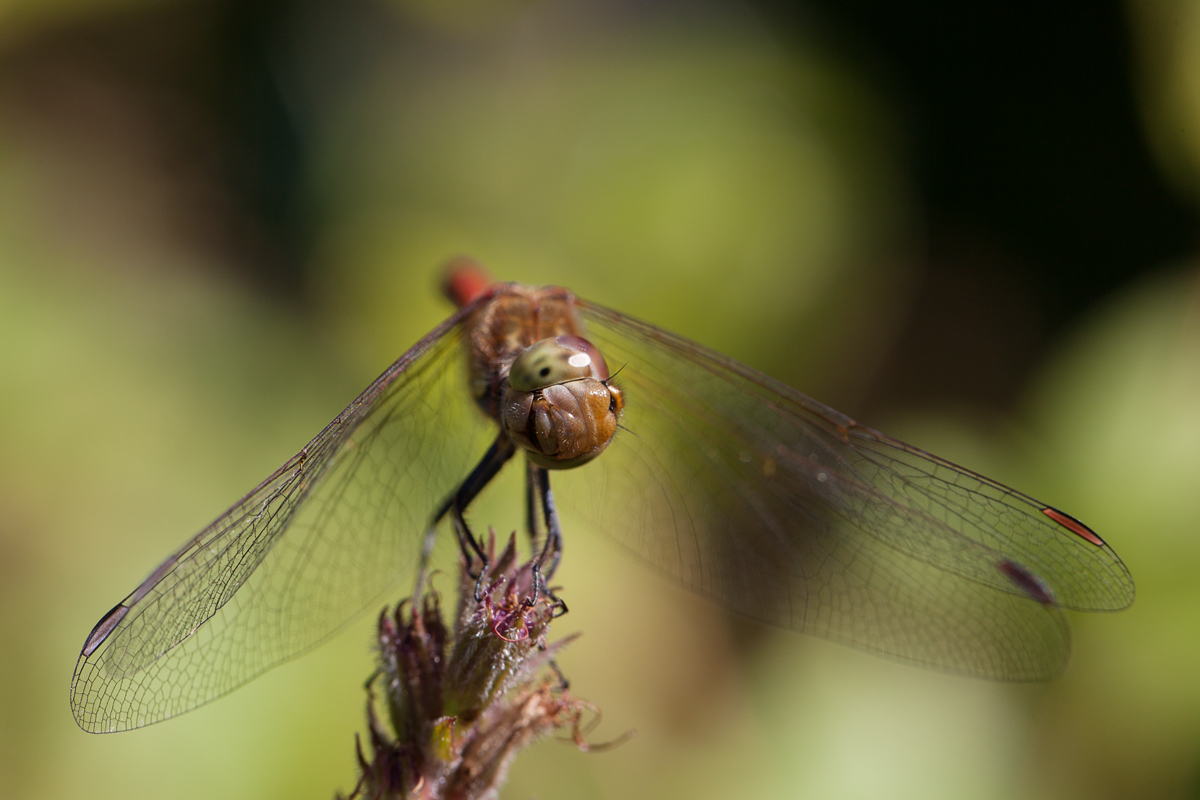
[502,336,624,469]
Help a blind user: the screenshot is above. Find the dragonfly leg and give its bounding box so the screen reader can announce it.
[454,435,517,578]
[525,457,542,549]
[530,466,569,617]
[417,435,516,600]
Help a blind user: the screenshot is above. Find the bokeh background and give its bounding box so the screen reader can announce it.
[2,0,1199,797]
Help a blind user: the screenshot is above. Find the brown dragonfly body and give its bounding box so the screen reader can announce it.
[457,278,623,469]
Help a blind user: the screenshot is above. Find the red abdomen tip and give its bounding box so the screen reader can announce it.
[1042,506,1105,546]
[442,259,496,308]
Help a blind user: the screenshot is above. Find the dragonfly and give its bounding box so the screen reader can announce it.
[70,263,1135,733]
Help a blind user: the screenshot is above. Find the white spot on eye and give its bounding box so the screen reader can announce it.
[817,472,827,482]
[739,451,751,463]
[568,353,591,368]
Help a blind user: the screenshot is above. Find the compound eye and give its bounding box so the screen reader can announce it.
[509,335,610,391]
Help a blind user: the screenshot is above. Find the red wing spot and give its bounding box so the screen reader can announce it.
[1042,506,1105,546]
[82,603,130,656]
[997,560,1056,606]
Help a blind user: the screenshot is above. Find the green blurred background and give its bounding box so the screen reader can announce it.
[2,0,1199,797]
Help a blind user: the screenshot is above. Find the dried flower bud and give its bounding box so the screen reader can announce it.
[338,530,603,800]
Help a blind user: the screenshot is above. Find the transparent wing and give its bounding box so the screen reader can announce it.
[562,300,1134,680]
[71,309,495,732]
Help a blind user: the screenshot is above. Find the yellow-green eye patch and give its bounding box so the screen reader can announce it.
[509,335,610,391]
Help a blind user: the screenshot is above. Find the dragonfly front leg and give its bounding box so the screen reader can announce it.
[415,435,516,600]
[525,457,542,549]
[530,465,568,617]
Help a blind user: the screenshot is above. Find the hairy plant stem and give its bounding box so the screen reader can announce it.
[338,531,597,800]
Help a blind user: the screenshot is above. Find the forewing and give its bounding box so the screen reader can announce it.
[71,310,495,732]
[565,300,1134,680]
